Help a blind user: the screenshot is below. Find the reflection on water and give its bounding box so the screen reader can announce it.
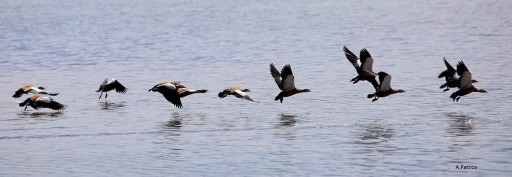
[446,112,476,137]
[17,111,64,119]
[279,113,297,127]
[99,101,126,110]
[360,126,395,141]
[162,112,185,133]
[166,118,183,128]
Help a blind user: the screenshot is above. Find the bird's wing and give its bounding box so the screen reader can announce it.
[113,80,127,93]
[160,84,183,108]
[366,73,380,91]
[456,61,473,89]
[378,72,392,92]
[343,46,361,71]
[234,89,255,102]
[438,57,456,79]
[38,100,66,111]
[270,63,283,90]
[360,48,374,72]
[281,65,296,91]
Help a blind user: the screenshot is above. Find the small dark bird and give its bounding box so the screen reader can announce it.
[12,85,59,98]
[438,57,478,92]
[367,72,405,102]
[19,94,66,111]
[343,46,379,90]
[218,87,256,102]
[149,81,207,108]
[450,61,487,102]
[96,78,127,99]
[270,63,310,103]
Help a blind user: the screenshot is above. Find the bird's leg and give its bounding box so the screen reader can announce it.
[350,76,360,84]
[105,92,108,99]
[24,105,28,111]
[456,97,461,102]
[350,76,357,82]
[443,88,450,92]
[98,92,103,99]
[352,77,360,84]
[372,97,379,102]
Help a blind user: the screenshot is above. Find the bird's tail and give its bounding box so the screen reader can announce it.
[40,91,59,96]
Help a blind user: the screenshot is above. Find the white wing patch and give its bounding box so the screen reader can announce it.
[163,83,177,91]
[38,97,52,103]
[234,89,247,97]
[459,71,473,89]
[107,78,117,85]
[380,75,392,92]
[362,57,374,72]
[282,75,296,91]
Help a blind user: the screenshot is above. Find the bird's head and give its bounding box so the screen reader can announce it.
[478,89,487,93]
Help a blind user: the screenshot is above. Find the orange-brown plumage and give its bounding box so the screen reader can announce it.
[19,95,66,111]
[270,64,310,103]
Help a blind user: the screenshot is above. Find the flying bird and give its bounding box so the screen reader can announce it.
[450,61,487,102]
[367,72,405,102]
[438,57,478,92]
[270,63,310,103]
[12,85,59,98]
[149,81,207,108]
[96,78,127,99]
[343,46,379,90]
[19,94,66,111]
[218,87,256,102]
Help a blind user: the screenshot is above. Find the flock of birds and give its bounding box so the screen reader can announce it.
[12,46,487,112]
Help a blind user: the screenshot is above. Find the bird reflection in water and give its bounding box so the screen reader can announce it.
[164,112,183,130]
[18,111,63,119]
[279,113,297,127]
[446,112,476,137]
[360,125,395,142]
[99,101,126,110]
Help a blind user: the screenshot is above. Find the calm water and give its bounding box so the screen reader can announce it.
[1,0,511,176]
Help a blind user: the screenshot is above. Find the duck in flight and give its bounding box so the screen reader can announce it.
[450,61,487,102]
[438,57,478,92]
[343,46,379,90]
[149,81,207,108]
[270,63,310,103]
[218,87,256,102]
[12,85,59,98]
[96,78,127,99]
[367,72,405,102]
[19,94,66,111]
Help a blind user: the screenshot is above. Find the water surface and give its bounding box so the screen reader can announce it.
[1,0,511,176]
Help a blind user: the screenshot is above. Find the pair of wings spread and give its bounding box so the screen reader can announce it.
[270,64,296,92]
[102,79,127,93]
[343,47,392,92]
[439,59,474,89]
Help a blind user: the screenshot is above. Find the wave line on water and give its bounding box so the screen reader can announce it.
[0,121,434,140]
